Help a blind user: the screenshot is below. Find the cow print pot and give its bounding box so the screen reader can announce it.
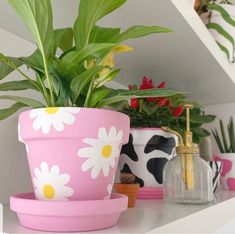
[119,128,177,199]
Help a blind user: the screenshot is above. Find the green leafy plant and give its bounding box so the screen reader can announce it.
[195,0,235,62]
[0,0,180,120]
[117,76,216,143]
[212,117,235,153]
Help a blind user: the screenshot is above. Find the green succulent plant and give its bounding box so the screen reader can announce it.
[212,117,235,153]
[0,0,180,120]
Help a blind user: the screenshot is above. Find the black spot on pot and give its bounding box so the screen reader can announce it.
[147,158,168,184]
[144,135,176,155]
[121,134,138,161]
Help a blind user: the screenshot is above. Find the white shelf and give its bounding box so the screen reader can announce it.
[3,190,235,234]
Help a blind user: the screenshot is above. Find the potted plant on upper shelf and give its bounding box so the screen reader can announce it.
[194,0,235,62]
[213,117,235,190]
[117,76,216,199]
[0,0,179,203]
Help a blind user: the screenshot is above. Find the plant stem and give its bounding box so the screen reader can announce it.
[84,78,95,107]
[42,57,55,106]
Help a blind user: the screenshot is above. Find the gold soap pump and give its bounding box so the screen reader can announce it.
[162,104,213,204]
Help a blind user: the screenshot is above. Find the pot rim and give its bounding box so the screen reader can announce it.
[19,107,130,120]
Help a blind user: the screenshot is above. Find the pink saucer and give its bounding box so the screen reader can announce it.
[10,192,128,232]
[137,187,163,199]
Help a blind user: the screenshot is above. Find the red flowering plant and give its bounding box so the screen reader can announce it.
[119,76,215,143]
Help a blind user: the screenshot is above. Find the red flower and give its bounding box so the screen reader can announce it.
[130,99,139,109]
[140,76,154,90]
[172,106,184,117]
[157,97,169,107]
[157,81,166,89]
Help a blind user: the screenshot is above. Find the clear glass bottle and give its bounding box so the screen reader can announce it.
[162,104,213,205]
[163,152,213,204]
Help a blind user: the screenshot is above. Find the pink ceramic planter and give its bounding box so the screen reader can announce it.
[18,107,130,201]
[10,192,128,232]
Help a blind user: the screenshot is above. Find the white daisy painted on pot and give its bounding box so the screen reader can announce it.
[78,127,123,179]
[33,162,74,201]
[29,107,80,134]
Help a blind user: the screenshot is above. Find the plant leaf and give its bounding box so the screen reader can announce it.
[95,68,121,88]
[88,87,112,107]
[220,119,229,152]
[111,25,172,43]
[70,66,103,104]
[90,26,121,43]
[212,129,225,153]
[0,80,39,91]
[8,0,55,105]
[8,0,54,57]
[97,88,179,107]
[0,95,43,108]
[0,103,27,121]
[74,0,127,50]
[59,43,116,77]
[0,54,23,80]
[54,28,73,53]
[20,50,44,74]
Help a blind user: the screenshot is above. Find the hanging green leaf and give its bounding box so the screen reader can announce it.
[97,89,179,107]
[0,95,43,108]
[0,103,27,121]
[74,0,127,50]
[0,54,23,80]
[0,80,39,91]
[111,25,172,43]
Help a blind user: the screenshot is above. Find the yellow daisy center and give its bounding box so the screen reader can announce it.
[45,107,59,115]
[43,184,55,199]
[101,145,112,158]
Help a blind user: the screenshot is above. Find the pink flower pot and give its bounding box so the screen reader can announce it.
[18,107,130,201]
[214,153,235,190]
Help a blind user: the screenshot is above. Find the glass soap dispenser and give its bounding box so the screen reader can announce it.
[162,104,213,204]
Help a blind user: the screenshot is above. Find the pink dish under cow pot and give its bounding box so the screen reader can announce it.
[18,107,130,201]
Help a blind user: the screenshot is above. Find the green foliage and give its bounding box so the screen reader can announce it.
[212,117,235,153]
[121,103,215,144]
[117,78,215,143]
[0,0,178,120]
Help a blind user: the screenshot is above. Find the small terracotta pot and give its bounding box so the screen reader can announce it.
[114,183,139,208]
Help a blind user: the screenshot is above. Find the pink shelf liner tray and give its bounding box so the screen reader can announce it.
[137,187,163,199]
[10,192,128,232]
